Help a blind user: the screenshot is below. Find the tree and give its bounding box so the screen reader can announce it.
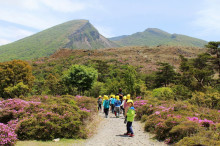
[155,63,177,87]
[63,64,98,94]
[0,60,34,98]
[124,66,137,95]
[192,53,214,88]
[205,41,220,79]
[44,74,59,95]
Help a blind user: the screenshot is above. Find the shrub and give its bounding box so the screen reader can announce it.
[0,95,97,141]
[171,85,192,100]
[152,87,174,100]
[0,123,17,145]
[169,121,201,143]
[190,92,220,109]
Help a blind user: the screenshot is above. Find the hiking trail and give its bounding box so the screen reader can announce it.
[78,111,167,146]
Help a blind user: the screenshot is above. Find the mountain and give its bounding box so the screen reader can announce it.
[0,20,118,62]
[109,28,207,47]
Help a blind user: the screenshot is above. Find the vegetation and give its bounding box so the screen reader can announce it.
[0,41,220,145]
[0,60,34,98]
[0,20,117,62]
[110,28,207,47]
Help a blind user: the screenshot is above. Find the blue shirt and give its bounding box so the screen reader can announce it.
[114,100,121,107]
[103,100,110,108]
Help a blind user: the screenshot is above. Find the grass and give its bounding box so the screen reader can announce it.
[16,139,85,146]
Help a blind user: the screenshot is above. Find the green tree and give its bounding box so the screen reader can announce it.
[44,74,59,95]
[63,64,98,94]
[205,41,220,79]
[192,53,214,88]
[0,60,34,98]
[155,63,177,87]
[124,66,137,95]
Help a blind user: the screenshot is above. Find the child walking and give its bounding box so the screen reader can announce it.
[103,95,110,118]
[124,99,135,137]
[97,95,102,112]
[114,95,121,118]
[110,95,116,113]
[124,94,130,123]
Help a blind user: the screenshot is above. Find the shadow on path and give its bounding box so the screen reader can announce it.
[115,134,129,138]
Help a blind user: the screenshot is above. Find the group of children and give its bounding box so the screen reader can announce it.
[97,94,135,137]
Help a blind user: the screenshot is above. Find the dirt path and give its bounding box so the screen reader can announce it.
[79,111,167,146]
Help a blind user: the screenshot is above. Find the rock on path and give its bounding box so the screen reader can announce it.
[80,112,167,146]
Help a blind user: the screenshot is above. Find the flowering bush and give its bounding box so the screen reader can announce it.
[134,100,147,109]
[0,95,97,141]
[0,123,17,145]
[135,96,220,144]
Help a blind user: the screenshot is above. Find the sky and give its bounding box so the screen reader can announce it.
[0,0,220,46]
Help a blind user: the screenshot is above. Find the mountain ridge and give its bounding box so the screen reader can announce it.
[109,28,207,47]
[0,19,117,62]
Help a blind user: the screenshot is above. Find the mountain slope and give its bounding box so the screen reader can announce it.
[110,28,207,47]
[0,20,117,62]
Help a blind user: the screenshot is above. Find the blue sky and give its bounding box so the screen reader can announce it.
[0,0,220,46]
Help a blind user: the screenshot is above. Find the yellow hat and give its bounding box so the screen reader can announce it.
[127,99,133,104]
[116,95,119,100]
[123,96,126,100]
[127,94,131,99]
[104,95,108,100]
[112,95,115,98]
[99,95,101,97]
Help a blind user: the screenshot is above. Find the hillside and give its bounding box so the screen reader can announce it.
[0,20,118,62]
[110,28,207,48]
[32,45,206,74]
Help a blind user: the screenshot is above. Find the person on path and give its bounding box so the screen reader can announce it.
[124,99,135,137]
[124,94,131,123]
[117,88,124,103]
[121,96,126,115]
[97,95,102,112]
[103,95,110,118]
[114,95,121,118]
[110,95,116,113]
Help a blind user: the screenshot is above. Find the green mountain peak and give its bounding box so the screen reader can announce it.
[0,19,117,62]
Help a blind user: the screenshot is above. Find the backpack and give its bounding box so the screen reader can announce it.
[104,100,109,108]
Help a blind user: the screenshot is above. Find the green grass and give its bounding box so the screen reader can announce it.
[16,139,85,146]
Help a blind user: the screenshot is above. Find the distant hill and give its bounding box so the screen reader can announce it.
[109,28,207,47]
[0,20,118,62]
[32,46,206,74]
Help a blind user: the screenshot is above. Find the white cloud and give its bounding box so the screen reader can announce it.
[0,26,34,44]
[95,25,115,38]
[0,0,102,30]
[0,39,11,46]
[192,0,220,39]
[41,0,86,13]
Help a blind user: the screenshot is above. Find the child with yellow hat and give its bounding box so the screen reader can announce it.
[97,95,102,112]
[124,94,131,123]
[103,95,110,118]
[114,95,121,118]
[124,99,135,137]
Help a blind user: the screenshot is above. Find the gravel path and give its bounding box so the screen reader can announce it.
[80,111,167,146]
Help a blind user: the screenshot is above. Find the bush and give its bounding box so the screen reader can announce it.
[135,96,220,144]
[169,121,201,143]
[0,95,97,141]
[171,85,192,100]
[152,87,174,100]
[189,92,220,109]
[0,123,17,145]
